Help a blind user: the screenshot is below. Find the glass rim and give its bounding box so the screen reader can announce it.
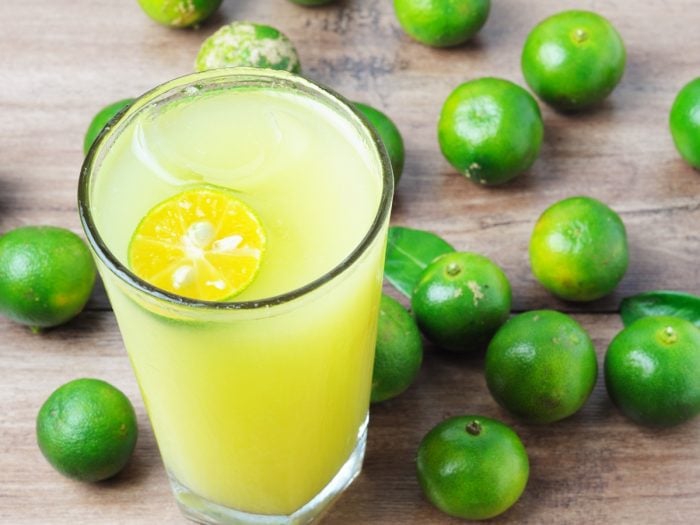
[78,68,393,311]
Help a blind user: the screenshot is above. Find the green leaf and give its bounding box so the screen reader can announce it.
[384,226,455,298]
[620,291,700,328]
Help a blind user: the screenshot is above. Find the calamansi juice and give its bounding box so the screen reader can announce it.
[80,69,392,523]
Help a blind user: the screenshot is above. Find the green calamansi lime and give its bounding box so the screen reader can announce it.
[84,98,135,155]
[670,78,700,169]
[522,10,626,111]
[605,316,700,427]
[393,0,491,48]
[417,415,529,520]
[529,196,628,302]
[36,378,138,482]
[438,77,543,185]
[371,294,423,403]
[137,0,222,28]
[411,252,511,352]
[195,22,301,73]
[485,310,598,424]
[0,226,96,330]
[354,102,405,184]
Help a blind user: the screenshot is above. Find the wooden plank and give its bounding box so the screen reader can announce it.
[1,0,700,523]
[1,312,698,524]
[0,0,699,312]
[0,313,182,524]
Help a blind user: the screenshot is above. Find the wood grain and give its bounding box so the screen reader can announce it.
[2,312,699,524]
[334,313,700,525]
[1,0,700,523]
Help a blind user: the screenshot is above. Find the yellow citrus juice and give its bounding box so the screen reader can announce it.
[84,72,390,516]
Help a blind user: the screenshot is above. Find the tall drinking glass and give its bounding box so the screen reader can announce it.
[79,68,393,524]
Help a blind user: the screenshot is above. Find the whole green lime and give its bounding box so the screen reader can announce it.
[195,22,301,73]
[522,10,626,111]
[355,102,405,184]
[37,378,138,482]
[0,226,96,330]
[438,77,543,185]
[137,0,222,28]
[529,196,628,302]
[485,310,598,423]
[84,98,135,155]
[670,78,700,169]
[605,316,700,427]
[412,252,511,352]
[394,0,491,47]
[417,415,529,520]
[371,294,423,403]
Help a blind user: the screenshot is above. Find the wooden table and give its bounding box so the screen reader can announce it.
[2,1,699,523]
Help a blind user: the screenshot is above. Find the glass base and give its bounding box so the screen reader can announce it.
[169,417,368,524]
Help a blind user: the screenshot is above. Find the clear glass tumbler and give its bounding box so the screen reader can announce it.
[79,69,393,524]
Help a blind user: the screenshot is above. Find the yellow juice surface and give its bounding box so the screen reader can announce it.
[90,83,387,514]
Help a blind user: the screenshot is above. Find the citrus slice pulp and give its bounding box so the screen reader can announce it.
[128,186,265,302]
